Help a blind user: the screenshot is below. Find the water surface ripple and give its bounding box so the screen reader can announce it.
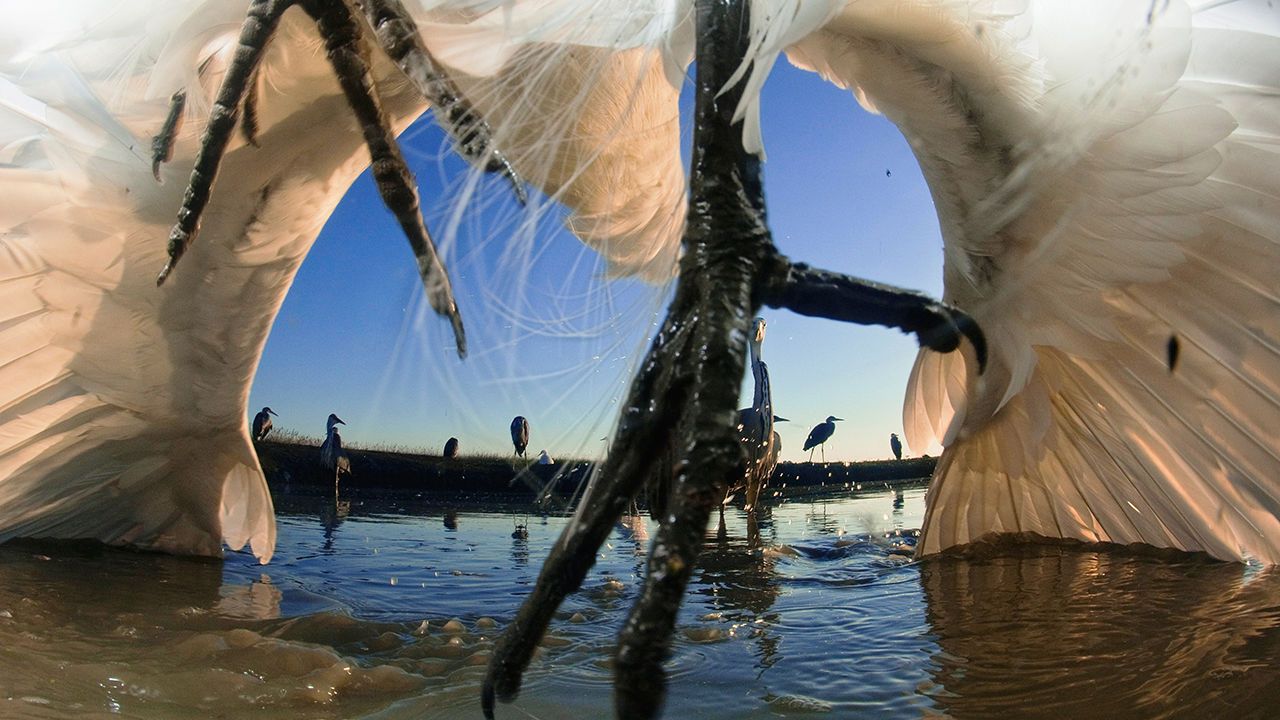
[1,487,1278,718]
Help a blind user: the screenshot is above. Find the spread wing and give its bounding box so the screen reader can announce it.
[0,0,692,559]
[789,0,1280,561]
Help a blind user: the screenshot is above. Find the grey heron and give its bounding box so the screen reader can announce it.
[510,417,530,458]
[803,416,843,463]
[890,433,903,461]
[251,407,277,442]
[735,317,781,510]
[443,437,459,459]
[319,413,351,493]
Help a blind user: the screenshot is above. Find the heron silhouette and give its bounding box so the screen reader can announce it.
[251,407,277,442]
[510,417,530,458]
[319,414,351,494]
[890,433,903,461]
[803,416,843,463]
[736,317,785,510]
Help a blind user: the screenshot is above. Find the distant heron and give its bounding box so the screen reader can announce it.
[510,417,530,458]
[537,450,554,465]
[320,414,351,493]
[443,437,460,459]
[252,407,277,442]
[804,417,843,463]
[890,433,903,461]
[736,317,782,510]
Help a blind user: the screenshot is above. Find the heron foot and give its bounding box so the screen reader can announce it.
[484,1,766,716]
[153,0,528,358]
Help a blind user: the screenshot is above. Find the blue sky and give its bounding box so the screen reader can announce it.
[249,60,946,462]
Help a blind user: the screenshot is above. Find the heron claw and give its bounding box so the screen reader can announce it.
[762,261,988,374]
[158,0,470,359]
[361,0,527,205]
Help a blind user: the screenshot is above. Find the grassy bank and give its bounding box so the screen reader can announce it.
[256,440,935,500]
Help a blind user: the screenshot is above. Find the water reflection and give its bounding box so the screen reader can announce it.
[9,488,1280,718]
[696,511,784,670]
[920,546,1280,718]
[319,497,350,553]
[510,516,530,566]
[510,530,529,566]
[804,502,842,536]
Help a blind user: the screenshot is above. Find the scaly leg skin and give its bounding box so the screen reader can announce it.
[485,1,772,717]
[358,0,528,204]
[482,311,697,715]
[761,261,988,371]
[155,0,479,357]
[155,0,291,285]
[151,89,186,181]
[300,0,466,355]
[482,0,986,718]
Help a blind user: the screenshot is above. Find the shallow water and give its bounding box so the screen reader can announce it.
[2,486,1279,719]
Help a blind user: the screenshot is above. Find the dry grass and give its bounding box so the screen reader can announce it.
[266,428,321,447]
[264,427,591,464]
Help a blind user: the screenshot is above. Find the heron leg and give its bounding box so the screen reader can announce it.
[485,0,768,717]
[745,472,760,511]
[483,324,695,715]
[156,0,292,284]
[298,0,467,356]
[358,0,527,204]
[615,437,738,719]
[151,89,187,181]
[159,0,510,358]
[487,0,988,713]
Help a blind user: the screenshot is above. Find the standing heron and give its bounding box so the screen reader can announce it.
[803,416,843,463]
[890,433,903,461]
[510,417,530,458]
[736,317,783,510]
[319,414,351,494]
[252,407,278,442]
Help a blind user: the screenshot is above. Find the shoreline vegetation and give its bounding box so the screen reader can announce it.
[255,438,936,504]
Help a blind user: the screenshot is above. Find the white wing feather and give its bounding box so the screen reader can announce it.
[0,0,696,559]
[793,0,1280,561]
